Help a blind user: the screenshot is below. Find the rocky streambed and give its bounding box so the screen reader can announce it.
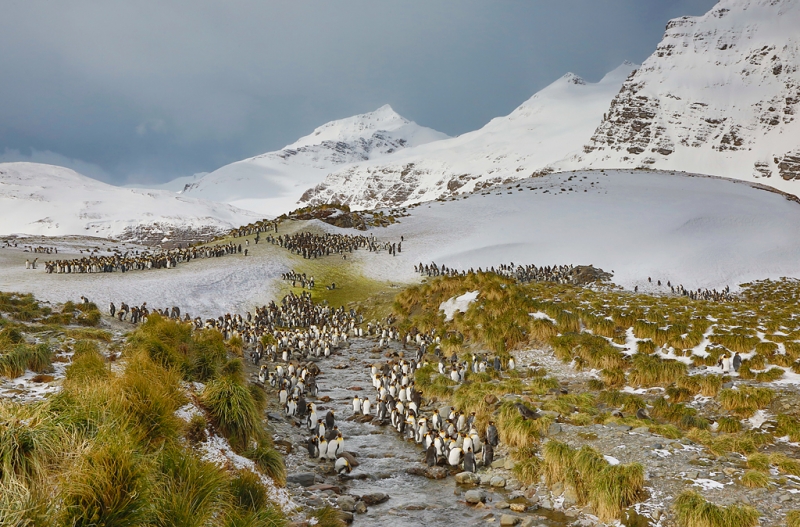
[258,339,572,527]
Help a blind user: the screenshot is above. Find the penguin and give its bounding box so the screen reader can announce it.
[483,441,494,467]
[508,357,516,370]
[317,437,328,460]
[733,352,742,372]
[327,432,343,460]
[463,447,476,473]
[425,444,437,467]
[486,421,499,447]
[307,436,319,458]
[448,446,463,467]
[335,456,351,475]
[721,354,731,373]
[325,410,335,430]
[361,397,371,416]
[352,396,362,415]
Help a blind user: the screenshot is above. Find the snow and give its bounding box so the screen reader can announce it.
[748,409,771,429]
[0,162,262,238]
[353,169,800,292]
[530,311,556,323]
[439,290,479,321]
[691,478,726,491]
[199,432,295,513]
[604,455,621,466]
[178,105,448,216]
[301,63,638,209]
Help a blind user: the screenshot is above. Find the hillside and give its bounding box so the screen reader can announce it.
[558,0,800,192]
[300,63,638,210]
[0,162,261,243]
[179,105,448,215]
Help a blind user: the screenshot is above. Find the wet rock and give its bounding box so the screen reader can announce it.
[338,511,354,523]
[287,473,318,487]
[307,484,341,494]
[354,501,367,514]
[495,501,510,509]
[455,471,480,485]
[337,495,356,512]
[360,493,390,505]
[510,503,526,512]
[500,514,520,526]
[519,519,539,527]
[406,465,447,479]
[490,476,506,488]
[465,489,487,504]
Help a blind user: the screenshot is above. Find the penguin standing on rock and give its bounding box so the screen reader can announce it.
[463,447,476,473]
[325,410,336,430]
[486,421,499,447]
[425,444,437,467]
[307,437,319,458]
[483,442,494,467]
[335,456,351,475]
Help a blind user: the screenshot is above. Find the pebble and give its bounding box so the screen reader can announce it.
[491,476,507,488]
[500,514,520,526]
[337,495,356,512]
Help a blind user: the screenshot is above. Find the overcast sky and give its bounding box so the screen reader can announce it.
[0,0,717,185]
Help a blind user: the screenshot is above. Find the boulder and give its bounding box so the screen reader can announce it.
[406,466,447,479]
[490,476,507,488]
[360,493,390,506]
[338,451,360,468]
[354,501,367,514]
[337,495,356,512]
[465,489,487,504]
[287,473,317,487]
[455,471,480,485]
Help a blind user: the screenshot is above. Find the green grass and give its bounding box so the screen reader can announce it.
[787,511,800,527]
[201,371,262,452]
[739,470,770,488]
[717,386,774,418]
[245,441,286,487]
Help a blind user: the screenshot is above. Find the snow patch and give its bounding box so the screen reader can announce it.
[439,291,479,321]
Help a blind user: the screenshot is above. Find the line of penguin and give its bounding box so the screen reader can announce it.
[266,231,401,260]
[44,241,243,274]
[416,261,578,285]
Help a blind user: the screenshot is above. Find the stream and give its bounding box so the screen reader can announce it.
[263,338,570,527]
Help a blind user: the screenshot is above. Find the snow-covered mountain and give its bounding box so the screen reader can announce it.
[179,105,448,215]
[299,62,638,209]
[556,0,800,191]
[0,162,261,242]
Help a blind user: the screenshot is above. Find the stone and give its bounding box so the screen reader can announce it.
[510,503,526,512]
[540,498,553,509]
[354,501,367,514]
[547,423,563,436]
[360,493,390,506]
[465,489,487,504]
[492,458,506,469]
[495,501,510,509]
[632,426,649,434]
[455,471,480,485]
[485,394,499,405]
[337,495,356,512]
[490,476,506,488]
[307,484,341,494]
[287,473,318,487]
[519,519,538,527]
[500,514,520,526]
[406,466,447,479]
[504,458,517,470]
[338,511,354,523]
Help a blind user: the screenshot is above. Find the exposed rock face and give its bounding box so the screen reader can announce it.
[572,0,800,195]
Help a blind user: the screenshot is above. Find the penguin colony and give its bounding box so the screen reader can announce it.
[267,231,402,259]
[107,287,508,478]
[43,242,243,274]
[418,262,736,302]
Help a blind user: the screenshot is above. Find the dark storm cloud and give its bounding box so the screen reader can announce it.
[0,0,718,184]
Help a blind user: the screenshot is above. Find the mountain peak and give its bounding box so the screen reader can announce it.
[561,72,586,85]
[285,105,413,151]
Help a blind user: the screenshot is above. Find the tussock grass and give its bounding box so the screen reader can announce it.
[155,446,227,527]
[755,367,785,382]
[598,390,645,413]
[776,414,800,442]
[628,354,687,387]
[497,401,551,448]
[787,511,800,527]
[542,440,644,522]
[61,430,154,527]
[0,400,65,485]
[673,490,759,527]
[201,371,262,452]
[716,417,742,434]
[245,441,286,487]
[717,386,774,418]
[739,469,770,488]
[770,454,800,476]
[747,453,770,472]
[309,506,346,527]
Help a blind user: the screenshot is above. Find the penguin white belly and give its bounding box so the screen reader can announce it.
[448,448,463,466]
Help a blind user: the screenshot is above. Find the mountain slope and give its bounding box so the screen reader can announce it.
[0,162,260,242]
[179,105,448,215]
[299,62,638,209]
[557,0,800,191]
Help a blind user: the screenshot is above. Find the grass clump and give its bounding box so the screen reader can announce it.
[717,386,774,418]
[673,490,759,527]
[770,453,800,476]
[245,441,286,487]
[739,469,770,488]
[716,416,742,434]
[628,354,687,387]
[154,447,227,527]
[201,364,262,452]
[787,511,800,527]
